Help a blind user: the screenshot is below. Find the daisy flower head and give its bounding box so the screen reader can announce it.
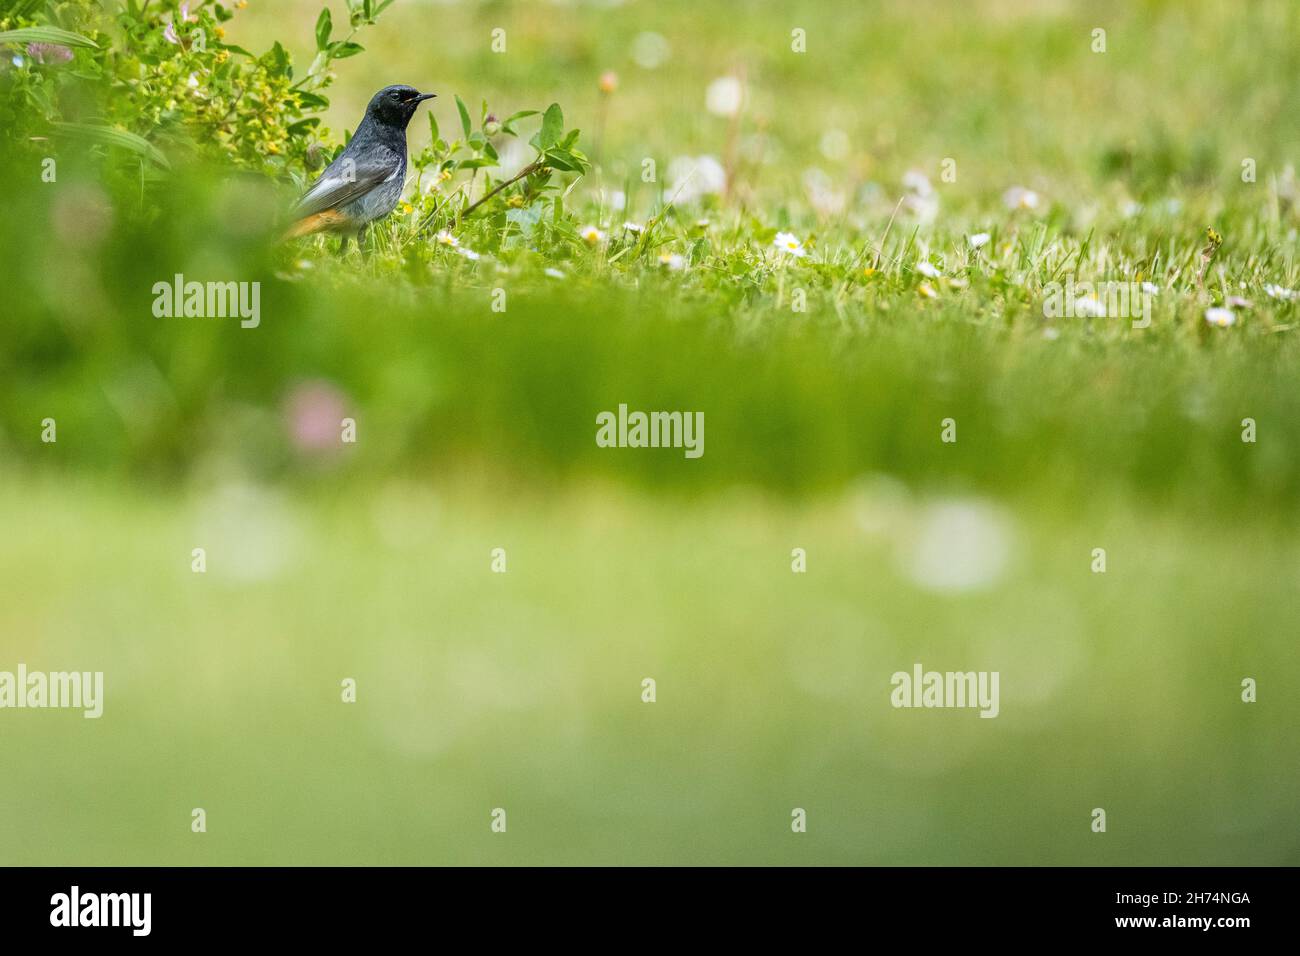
[772,232,806,257]
[1204,307,1236,327]
[580,225,607,245]
[1264,283,1298,301]
[1003,186,1041,211]
[705,76,744,118]
[1074,295,1106,318]
[435,231,460,248]
[968,232,991,250]
[666,156,726,205]
[916,260,941,279]
[658,253,686,271]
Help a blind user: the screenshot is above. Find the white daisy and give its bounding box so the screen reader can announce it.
[658,253,686,271]
[916,260,941,279]
[1264,283,1298,301]
[580,225,607,245]
[772,232,806,257]
[666,155,727,205]
[435,231,460,248]
[968,232,991,249]
[902,170,934,196]
[1003,186,1041,211]
[1204,307,1236,327]
[622,222,644,235]
[1074,295,1106,318]
[705,76,744,117]
[544,267,566,279]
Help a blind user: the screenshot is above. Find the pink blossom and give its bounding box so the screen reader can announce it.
[284,380,351,455]
[26,42,73,64]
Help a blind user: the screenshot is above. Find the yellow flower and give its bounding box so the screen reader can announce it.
[506,195,524,208]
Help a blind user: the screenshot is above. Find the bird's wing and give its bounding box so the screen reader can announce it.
[292,144,402,220]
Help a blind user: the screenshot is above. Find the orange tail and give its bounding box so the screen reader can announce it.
[282,209,352,241]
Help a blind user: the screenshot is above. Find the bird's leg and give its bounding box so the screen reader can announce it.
[338,233,352,258]
[356,224,370,259]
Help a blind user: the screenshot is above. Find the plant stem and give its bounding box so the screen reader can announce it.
[455,161,542,225]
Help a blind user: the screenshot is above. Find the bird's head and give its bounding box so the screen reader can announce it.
[367,84,436,129]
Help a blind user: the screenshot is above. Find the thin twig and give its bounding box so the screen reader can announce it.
[454,161,542,225]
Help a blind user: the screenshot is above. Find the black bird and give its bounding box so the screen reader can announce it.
[286,84,435,251]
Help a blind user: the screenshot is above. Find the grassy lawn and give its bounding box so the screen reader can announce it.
[0,475,1295,865]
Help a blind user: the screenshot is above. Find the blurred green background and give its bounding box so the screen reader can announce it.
[1,0,1297,865]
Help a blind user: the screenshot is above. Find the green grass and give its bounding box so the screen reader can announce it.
[1,476,1296,865]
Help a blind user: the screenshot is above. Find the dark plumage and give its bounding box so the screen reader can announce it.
[286,84,435,251]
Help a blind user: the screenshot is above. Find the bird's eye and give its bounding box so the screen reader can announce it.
[389,91,400,100]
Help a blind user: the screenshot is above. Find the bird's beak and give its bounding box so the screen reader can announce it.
[415,92,437,103]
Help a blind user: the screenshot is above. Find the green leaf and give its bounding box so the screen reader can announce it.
[315,8,332,51]
[501,109,539,135]
[328,41,365,59]
[543,149,579,172]
[0,26,99,49]
[538,102,563,149]
[454,94,472,138]
[49,122,169,168]
[427,111,439,143]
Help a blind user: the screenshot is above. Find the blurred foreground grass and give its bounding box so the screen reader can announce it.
[0,474,1296,865]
